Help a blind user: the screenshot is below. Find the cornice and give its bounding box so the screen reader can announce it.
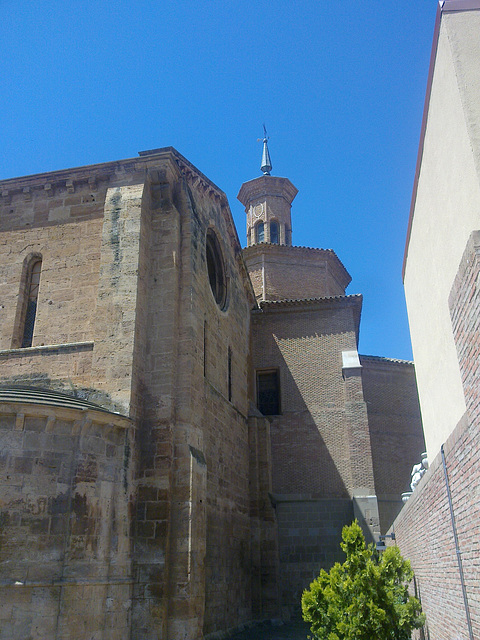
[441,0,480,11]
[359,354,414,367]
[237,175,298,207]
[0,146,227,205]
[254,293,362,312]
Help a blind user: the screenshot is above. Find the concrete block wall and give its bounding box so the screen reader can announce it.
[275,497,353,618]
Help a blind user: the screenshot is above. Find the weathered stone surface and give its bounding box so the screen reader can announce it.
[0,148,424,638]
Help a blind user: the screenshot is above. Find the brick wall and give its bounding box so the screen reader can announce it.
[449,229,480,423]
[252,298,364,497]
[391,236,480,639]
[243,245,351,302]
[251,296,379,616]
[360,356,425,532]
[393,413,480,640]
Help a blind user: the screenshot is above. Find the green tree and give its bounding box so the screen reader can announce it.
[302,521,425,640]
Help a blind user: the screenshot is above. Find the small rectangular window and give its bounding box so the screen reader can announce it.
[203,320,207,377]
[257,370,280,415]
[228,346,232,401]
[21,258,42,348]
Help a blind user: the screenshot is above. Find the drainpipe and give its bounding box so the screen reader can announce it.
[441,444,474,640]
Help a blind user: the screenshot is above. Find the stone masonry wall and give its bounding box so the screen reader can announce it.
[0,402,133,640]
[275,497,353,619]
[180,177,253,638]
[0,160,152,416]
[248,413,280,621]
[0,151,262,640]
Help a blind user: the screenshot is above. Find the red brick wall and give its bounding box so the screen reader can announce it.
[243,245,350,302]
[360,356,425,532]
[252,299,362,497]
[449,230,480,423]
[251,297,378,616]
[393,414,480,640]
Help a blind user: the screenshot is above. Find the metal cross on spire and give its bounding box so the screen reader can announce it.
[260,124,272,176]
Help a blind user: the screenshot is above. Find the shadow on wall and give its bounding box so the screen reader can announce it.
[258,326,356,618]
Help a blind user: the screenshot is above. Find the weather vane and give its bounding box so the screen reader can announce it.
[259,124,272,176]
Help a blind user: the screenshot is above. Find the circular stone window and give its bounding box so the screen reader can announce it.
[206,228,227,309]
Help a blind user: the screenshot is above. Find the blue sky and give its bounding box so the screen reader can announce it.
[0,0,438,360]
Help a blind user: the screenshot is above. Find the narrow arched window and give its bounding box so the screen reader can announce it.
[21,258,42,347]
[270,221,279,244]
[256,222,264,243]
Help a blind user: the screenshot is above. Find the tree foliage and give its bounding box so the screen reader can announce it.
[302,521,425,640]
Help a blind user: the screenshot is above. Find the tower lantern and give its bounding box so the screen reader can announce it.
[237,131,297,247]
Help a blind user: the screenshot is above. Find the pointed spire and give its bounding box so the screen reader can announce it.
[260,124,272,176]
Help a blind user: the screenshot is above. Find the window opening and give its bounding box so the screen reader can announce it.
[203,320,207,377]
[257,370,280,415]
[228,346,232,401]
[270,221,279,244]
[206,229,227,309]
[22,259,42,348]
[256,221,264,243]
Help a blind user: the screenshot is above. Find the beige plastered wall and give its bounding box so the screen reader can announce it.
[404,11,480,459]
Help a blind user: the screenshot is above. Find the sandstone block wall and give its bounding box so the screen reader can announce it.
[0,158,153,416]
[175,172,254,638]
[0,150,266,639]
[0,401,133,640]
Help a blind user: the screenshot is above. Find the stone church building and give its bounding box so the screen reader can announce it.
[0,142,424,639]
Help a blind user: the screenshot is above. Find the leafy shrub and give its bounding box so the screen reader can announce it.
[302,521,425,640]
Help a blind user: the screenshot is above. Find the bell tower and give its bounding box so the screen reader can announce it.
[237,133,298,247]
[239,131,351,302]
